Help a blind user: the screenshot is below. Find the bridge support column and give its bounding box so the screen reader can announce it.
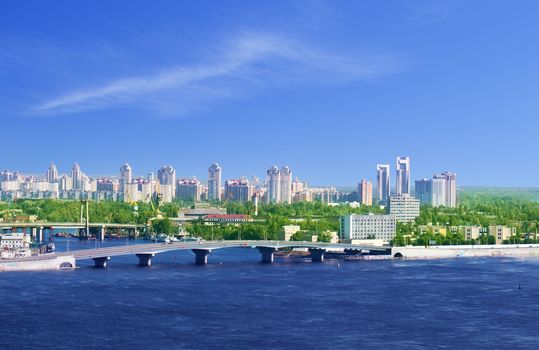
[192,249,211,265]
[344,248,362,256]
[309,248,326,262]
[258,247,278,263]
[92,256,110,268]
[36,227,43,243]
[30,227,37,242]
[136,253,155,267]
[98,226,106,241]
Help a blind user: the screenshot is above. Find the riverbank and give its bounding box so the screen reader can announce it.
[391,244,539,259]
[0,255,76,272]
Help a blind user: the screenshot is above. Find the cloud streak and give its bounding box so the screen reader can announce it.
[32,32,403,116]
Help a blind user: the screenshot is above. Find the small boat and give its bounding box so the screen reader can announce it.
[156,234,170,243]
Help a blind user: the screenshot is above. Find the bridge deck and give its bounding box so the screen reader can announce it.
[0,222,144,229]
[56,240,390,260]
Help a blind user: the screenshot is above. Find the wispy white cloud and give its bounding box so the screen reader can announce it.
[32,32,403,116]
[407,0,464,26]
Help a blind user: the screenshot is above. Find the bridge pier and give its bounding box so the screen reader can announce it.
[192,249,211,265]
[136,253,155,267]
[344,248,362,256]
[92,256,110,268]
[98,226,106,241]
[258,247,278,263]
[309,248,326,262]
[36,227,43,243]
[30,227,37,242]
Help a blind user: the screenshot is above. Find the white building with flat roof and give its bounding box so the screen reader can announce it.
[0,233,31,250]
[340,214,396,242]
[389,194,420,223]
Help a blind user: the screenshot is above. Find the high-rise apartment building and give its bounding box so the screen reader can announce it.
[157,165,176,200]
[395,156,411,195]
[266,166,281,203]
[442,172,457,208]
[291,177,304,194]
[96,178,115,192]
[208,163,222,201]
[176,178,202,202]
[280,166,292,204]
[225,177,252,202]
[414,178,432,205]
[376,164,390,204]
[71,163,82,190]
[358,179,373,205]
[119,163,132,193]
[47,162,58,183]
[1,170,14,182]
[431,174,446,207]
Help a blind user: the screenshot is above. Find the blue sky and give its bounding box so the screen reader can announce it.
[1,0,539,187]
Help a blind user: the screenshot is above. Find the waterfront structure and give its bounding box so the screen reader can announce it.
[208,163,222,201]
[39,240,391,267]
[395,157,410,195]
[224,177,252,202]
[119,163,132,193]
[414,178,432,204]
[376,164,390,204]
[388,194,420,223]
[0,233,31,250]
[47,162,58,183]
[358,179,373,206]
[176,178,202,202]
[157,165,176,201]
[340,214,396,242]
[266,166,281,203]
[280,166,292,204]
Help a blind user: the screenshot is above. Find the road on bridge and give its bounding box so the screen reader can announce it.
[57,240,390,261]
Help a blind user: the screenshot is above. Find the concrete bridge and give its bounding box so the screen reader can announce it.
[56,240,391,268]
[0,222,145,242]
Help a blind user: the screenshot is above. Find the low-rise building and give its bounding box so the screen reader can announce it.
[464,226,481,240]
[489,225,515,245]
[0,233,31,250]
[203,214,253,225]
[281,225,301,241]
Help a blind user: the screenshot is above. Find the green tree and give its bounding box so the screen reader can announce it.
[151,218,176,234]
[290,231,305,241]
[317,231,332,243]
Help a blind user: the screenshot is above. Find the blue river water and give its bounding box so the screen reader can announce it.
[1,239,539,349]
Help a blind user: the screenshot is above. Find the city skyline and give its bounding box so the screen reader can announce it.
[0,157,460,191]
[2,1,539,186]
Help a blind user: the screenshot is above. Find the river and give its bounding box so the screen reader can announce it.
[1,238,538,349]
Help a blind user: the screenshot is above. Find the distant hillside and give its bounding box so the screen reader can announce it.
[460,187,539,202]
